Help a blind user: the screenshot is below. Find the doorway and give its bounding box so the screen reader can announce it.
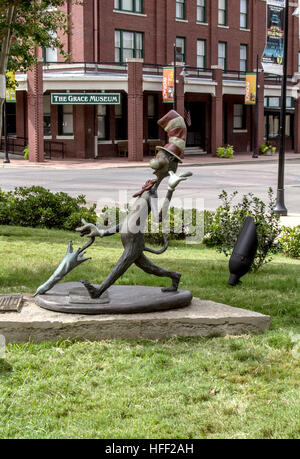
[185,102,206,148]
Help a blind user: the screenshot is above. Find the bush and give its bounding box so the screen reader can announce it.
[203,188,281,270]
[0,186,97,230]
[260,142,276,155]
[279,226,300,258]
[216,145,234,158]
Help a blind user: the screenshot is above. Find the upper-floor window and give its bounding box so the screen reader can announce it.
[218,0,227,26]
[218,41,227,70]
[197,39,206,68]
[114,0,143,14]
[176,0,186,20]
[197,0,206,23]
[240,44,248,72]
[43,31,57,63]
[175,37,186,63]
[115,30,144,63]
[240,0,248,29]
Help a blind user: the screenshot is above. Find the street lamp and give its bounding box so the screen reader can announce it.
[273,3,299,215]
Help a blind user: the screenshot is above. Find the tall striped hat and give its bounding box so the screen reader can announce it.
[156,110,186,163]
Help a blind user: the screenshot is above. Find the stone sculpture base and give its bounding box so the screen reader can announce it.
[0,294,270,343]
[34,282,193,314]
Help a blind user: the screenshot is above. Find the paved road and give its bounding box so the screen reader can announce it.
[0,160,299,212]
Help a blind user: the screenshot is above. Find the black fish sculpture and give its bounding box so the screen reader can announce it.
[228,216,258,286]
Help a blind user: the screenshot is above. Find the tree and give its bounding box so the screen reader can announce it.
[0,0,75,137]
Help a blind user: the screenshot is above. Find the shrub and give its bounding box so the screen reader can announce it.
[23,145,29,160]
[279,226,300,258]
[203,188,281,270]
[260,142,276,155]
[0,186,97,230]
[216,145,234,158]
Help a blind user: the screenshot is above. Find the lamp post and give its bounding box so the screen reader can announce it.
[273,1,290,216]
[252,54,259,159]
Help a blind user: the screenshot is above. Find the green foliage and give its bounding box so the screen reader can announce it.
[216,145,234,158]
[203,188,281,270]
[279,226,300,259]
[0,1,74,75]
[260,142,276,155]
[0,186,96,230]
[23,145,28,159]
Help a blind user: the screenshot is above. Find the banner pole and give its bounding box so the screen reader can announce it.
[252,54,259,158]
[273,0,289,216]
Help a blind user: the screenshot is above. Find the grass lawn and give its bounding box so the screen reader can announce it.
[0,225,299,439]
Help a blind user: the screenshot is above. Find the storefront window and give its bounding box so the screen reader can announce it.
[43,95,51,136]
[233,104,246,129]
[58,105,73,135]
[147,94,158,139]
[115,95,127,139]
[97,105,109,140]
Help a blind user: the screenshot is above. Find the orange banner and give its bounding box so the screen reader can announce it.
[162,67,174,103]
[245,73,257,105]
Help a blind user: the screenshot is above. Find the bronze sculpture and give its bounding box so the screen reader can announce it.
[35,110,193,313]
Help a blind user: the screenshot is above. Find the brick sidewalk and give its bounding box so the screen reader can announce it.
[1,152,299,170]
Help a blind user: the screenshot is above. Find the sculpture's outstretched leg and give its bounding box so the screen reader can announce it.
[135,254,181,292]
[81,249,135,299]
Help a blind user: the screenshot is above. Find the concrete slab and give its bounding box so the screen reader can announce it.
[0,295,270,343]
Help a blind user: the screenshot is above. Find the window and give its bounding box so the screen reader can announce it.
[43,31,57,63]
[218,0,227,26]
[197,0,206,23]
[115,30,144,63]
[240,0,248,28]
[97,105,109,140]
[115,95,127,139]
[58,105,73,135]
[43,95,51,136]
[218,42,227,70]
[233,104,246,129]
[197,39,206,68]
[114,0,143,14]
[175,37,185,62]
[176,0,185,19]
[298,52,300,72]
[240,44,248,72]
[148,95,158,139]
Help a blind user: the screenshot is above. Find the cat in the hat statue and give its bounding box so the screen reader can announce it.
[35,110,193,313]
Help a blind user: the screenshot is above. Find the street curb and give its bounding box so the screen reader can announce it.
[0,156,299,171]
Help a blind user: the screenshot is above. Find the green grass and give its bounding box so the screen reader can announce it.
[0,225,299,439]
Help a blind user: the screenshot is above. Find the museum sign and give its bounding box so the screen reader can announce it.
[51,93,120,105]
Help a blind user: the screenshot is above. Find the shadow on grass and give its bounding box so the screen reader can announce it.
[0,359,13,375]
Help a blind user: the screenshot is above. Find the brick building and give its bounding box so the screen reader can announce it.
[7,0,300,161]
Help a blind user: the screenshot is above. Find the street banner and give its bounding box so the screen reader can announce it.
[262,0,286,75]
[6,71,16,103]
[162,67,174,103]
[245,73,257,105]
